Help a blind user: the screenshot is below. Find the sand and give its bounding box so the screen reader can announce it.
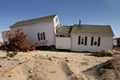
[0,50,112,80]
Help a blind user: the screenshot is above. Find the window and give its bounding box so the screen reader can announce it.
[78,36,87,45]
[37,32,46,41]
[81,37,84,44]
[91,37,101,46]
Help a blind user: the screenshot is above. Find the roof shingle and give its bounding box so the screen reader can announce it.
[58,24,114,36]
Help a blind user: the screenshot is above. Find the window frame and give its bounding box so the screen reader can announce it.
[91,37,101,47]
[37,32,46,41]
[78,36,87,46]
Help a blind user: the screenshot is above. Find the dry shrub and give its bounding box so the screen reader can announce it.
[90,50,113,57]
[6,29,35,52]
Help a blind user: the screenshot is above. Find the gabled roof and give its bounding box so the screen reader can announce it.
[10,14,57,28]
[71,24,114,36]
[58,24,114,36]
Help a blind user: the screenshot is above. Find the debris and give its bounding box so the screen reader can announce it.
[50,71,56,73]
[8,75,12,77]
[65,59,69,62]
[48,57,52,61]
[7,51,18,58]
[90,50,113,57]
[28,69,33,73]
[83,54,120,80]
[65,57,67,59]
[0,65,2,67]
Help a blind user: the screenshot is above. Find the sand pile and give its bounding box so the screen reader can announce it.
[83,54,120,80]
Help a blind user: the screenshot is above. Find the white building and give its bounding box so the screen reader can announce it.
[2,14,114,52]
[56,24,114,52]
[2,14,61,47]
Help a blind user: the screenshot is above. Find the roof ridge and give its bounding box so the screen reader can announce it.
[10,14,57,28]
[21,14,57,22]
[73,24,111,26]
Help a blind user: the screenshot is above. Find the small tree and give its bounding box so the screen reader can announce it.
[6,29,35,52]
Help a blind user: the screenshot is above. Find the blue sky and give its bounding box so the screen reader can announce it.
[0,0,120,40]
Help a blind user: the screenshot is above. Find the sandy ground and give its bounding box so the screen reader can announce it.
[0,50,112,80]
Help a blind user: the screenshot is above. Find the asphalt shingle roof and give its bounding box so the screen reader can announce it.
[59,24,114,36]
[10,14,57,28]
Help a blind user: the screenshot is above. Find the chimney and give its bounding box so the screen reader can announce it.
[79,20,81,26]
[78,20,82,29]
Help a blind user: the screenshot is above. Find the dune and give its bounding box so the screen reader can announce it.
[0,50,112,80]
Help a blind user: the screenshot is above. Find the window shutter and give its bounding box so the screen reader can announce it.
[78,36,81,45]
[91,37,94,46]
[43,32,45,40]
[98,37,101,46]
[37,33,40,41]
[85,36,87,45]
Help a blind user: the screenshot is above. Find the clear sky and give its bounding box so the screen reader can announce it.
[0,0,120,40]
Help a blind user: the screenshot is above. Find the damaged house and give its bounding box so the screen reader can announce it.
[2,14,61,47]
[56,24,114,52]
[2,14,114,52]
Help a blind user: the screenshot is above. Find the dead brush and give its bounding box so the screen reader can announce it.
[90,50,113,57]
[5,29,36,52]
